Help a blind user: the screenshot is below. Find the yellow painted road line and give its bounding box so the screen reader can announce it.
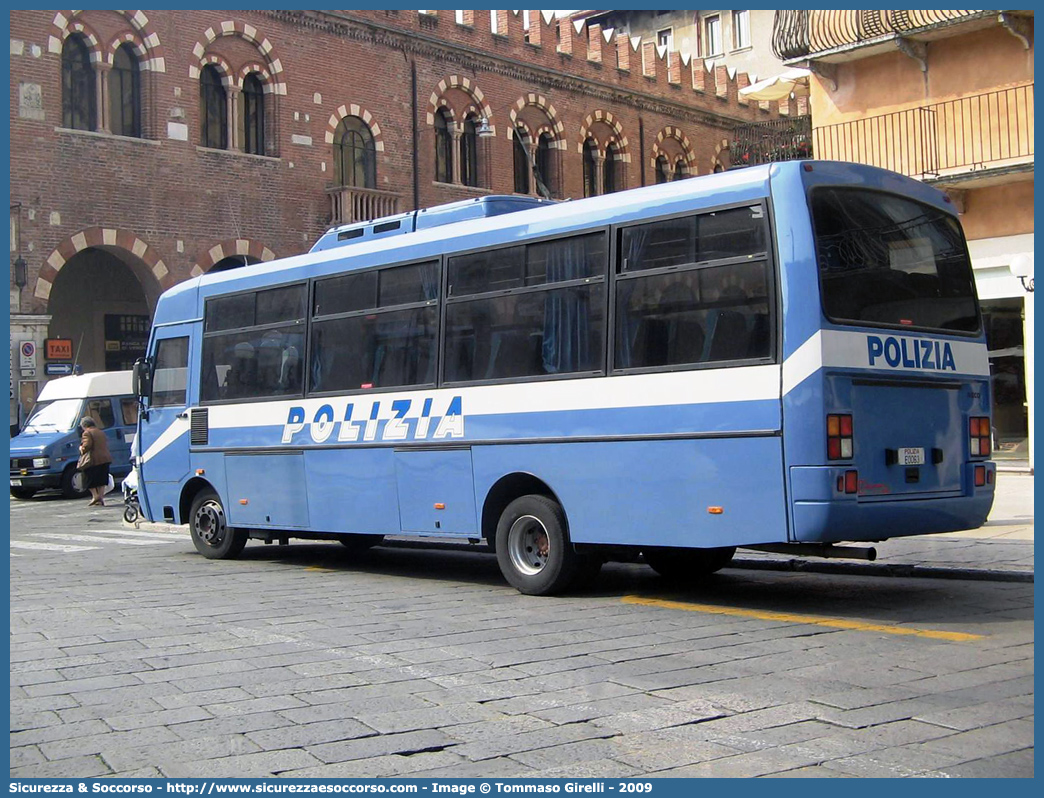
[622,595,983,642]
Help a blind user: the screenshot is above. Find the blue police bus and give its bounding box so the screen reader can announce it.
[132,161,995,595]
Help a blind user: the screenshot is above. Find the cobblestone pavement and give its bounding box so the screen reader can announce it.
[9,475,1033,778]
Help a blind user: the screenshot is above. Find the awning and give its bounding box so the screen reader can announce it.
[739,67,811,102]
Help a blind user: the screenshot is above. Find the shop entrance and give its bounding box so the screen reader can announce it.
[982,298,1028,462]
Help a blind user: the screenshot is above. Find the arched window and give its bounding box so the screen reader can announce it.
[603,143,618,195]
[582,139,598,198]
[674,160,687,181]
[110,44,140,137]
[62,35,96,131]
[655,155,670,184]
[333,116,376,188]
[535,133,554,198]
[461,115,479,187]
[242,73,265,155]
[200,65,227,149]
[512,128,530,195]
[434,108,452,183]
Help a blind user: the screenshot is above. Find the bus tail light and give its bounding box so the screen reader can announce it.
[835,470,858,494]
[969,417,991,457]
[827,414,853,460]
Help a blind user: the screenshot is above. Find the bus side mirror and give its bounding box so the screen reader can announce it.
[132,357,152,416]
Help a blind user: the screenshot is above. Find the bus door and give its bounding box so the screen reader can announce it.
[138,327,193,520]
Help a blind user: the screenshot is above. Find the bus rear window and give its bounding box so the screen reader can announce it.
[812,189,980,334]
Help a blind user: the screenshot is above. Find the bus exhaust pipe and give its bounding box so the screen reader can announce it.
[742,543,878,561]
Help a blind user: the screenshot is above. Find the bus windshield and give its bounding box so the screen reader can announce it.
[22,399,83,432]
[812,188,980,334]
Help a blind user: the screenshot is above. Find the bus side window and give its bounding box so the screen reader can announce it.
[202,285,306,403]
[446,233,606,383]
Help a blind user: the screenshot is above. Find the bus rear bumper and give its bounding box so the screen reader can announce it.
[789,465,995,542]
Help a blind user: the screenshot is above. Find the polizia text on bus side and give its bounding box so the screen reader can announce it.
[130,160,995,595]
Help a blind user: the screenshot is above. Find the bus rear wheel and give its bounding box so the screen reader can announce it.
[644,546,736,580]
[338,534,384,553]
[189,489,247,560]
[495,495,579,596]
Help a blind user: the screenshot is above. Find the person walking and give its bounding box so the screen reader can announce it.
[78,417,113,507]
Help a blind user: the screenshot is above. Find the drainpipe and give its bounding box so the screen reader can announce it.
[410,58,420,211]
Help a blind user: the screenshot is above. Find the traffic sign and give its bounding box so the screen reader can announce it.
[44,362,74,376]
[45,338,73,360]
[19,340,37,371]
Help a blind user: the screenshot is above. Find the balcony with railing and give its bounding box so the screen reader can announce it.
[772,10,999,61]
[326,185,402,226]
[731,115,813,167]
[813,84,1033,185]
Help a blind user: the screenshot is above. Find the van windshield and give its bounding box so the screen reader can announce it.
[22,399,83,433]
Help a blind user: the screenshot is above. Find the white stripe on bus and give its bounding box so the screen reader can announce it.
[206,364,782,429]
[140,416,189,464]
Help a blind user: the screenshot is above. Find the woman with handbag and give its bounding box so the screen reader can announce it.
[78,417,113,507]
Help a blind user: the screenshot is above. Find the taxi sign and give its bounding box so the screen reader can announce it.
[45,338,74,360]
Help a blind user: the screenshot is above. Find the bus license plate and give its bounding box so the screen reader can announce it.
[898,447,925,466]
[10,479,21,486]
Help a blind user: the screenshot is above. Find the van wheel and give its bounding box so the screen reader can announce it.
[61,466,88,499]
[495,495,579,596]
[644,546,736,580]
[10,487,36,500]
[189,489,247,559]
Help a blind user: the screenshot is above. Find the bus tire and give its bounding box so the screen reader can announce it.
[338,534,384,553]
[189,489,247,560]
[495,494,579,596]
[61,466,88,499]
[644,546,736,580]
[10,487,36,500]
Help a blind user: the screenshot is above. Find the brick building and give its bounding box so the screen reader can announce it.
[9,9,785,427]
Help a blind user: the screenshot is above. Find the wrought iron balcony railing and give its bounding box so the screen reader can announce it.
[812,84,1033,180]
[773,10,989,61]
[731,115,813,167]
[326,185,402,226]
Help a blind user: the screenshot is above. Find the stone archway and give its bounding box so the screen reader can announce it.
[39,229,168,373]
[46,249,152,373]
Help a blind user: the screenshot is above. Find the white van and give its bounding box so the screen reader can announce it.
[10,371,137,499]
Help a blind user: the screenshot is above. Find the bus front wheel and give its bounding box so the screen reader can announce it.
[644,546,736,580]
[495,495,579,596]
[189,490,247,560]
